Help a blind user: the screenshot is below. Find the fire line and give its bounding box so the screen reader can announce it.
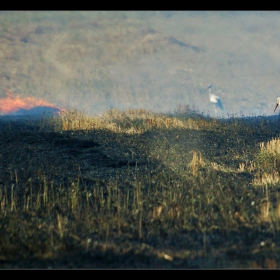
[0,90,64,115]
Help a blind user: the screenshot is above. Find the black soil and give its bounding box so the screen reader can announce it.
[0,115,280,269]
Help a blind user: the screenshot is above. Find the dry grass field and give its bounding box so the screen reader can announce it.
[1,11,280,268]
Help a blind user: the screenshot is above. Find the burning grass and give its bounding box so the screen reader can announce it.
[1,109,280,268]
[0,90,64,116]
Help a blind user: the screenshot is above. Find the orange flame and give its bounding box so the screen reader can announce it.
[0,90,64,115]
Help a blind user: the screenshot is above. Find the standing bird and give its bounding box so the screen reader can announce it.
[274,97,280,112]
[208,84,223,110]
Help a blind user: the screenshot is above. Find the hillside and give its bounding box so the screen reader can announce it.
[1,11,280,117]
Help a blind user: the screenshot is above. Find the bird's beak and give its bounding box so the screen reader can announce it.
[274,103,279,112]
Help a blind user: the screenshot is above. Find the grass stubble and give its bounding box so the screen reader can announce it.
[2,11,280,268]
[1,109,280,268]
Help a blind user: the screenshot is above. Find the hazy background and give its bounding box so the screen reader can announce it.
[1,11,280,117]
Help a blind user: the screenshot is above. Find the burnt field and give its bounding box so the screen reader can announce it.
[3,11,280,269]
[1,111,280,268]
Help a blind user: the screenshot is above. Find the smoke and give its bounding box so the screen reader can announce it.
[2,11,280,118]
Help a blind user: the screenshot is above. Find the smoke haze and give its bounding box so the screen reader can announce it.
[1,11,280,117]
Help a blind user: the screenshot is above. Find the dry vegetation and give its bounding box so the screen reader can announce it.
[54,108,213,133]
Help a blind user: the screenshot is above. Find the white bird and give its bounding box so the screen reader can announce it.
[274,97,280,112]
[208,84,223,110]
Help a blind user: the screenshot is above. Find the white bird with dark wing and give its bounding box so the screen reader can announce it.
[274,97,280,112]
[208,84,223,110]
